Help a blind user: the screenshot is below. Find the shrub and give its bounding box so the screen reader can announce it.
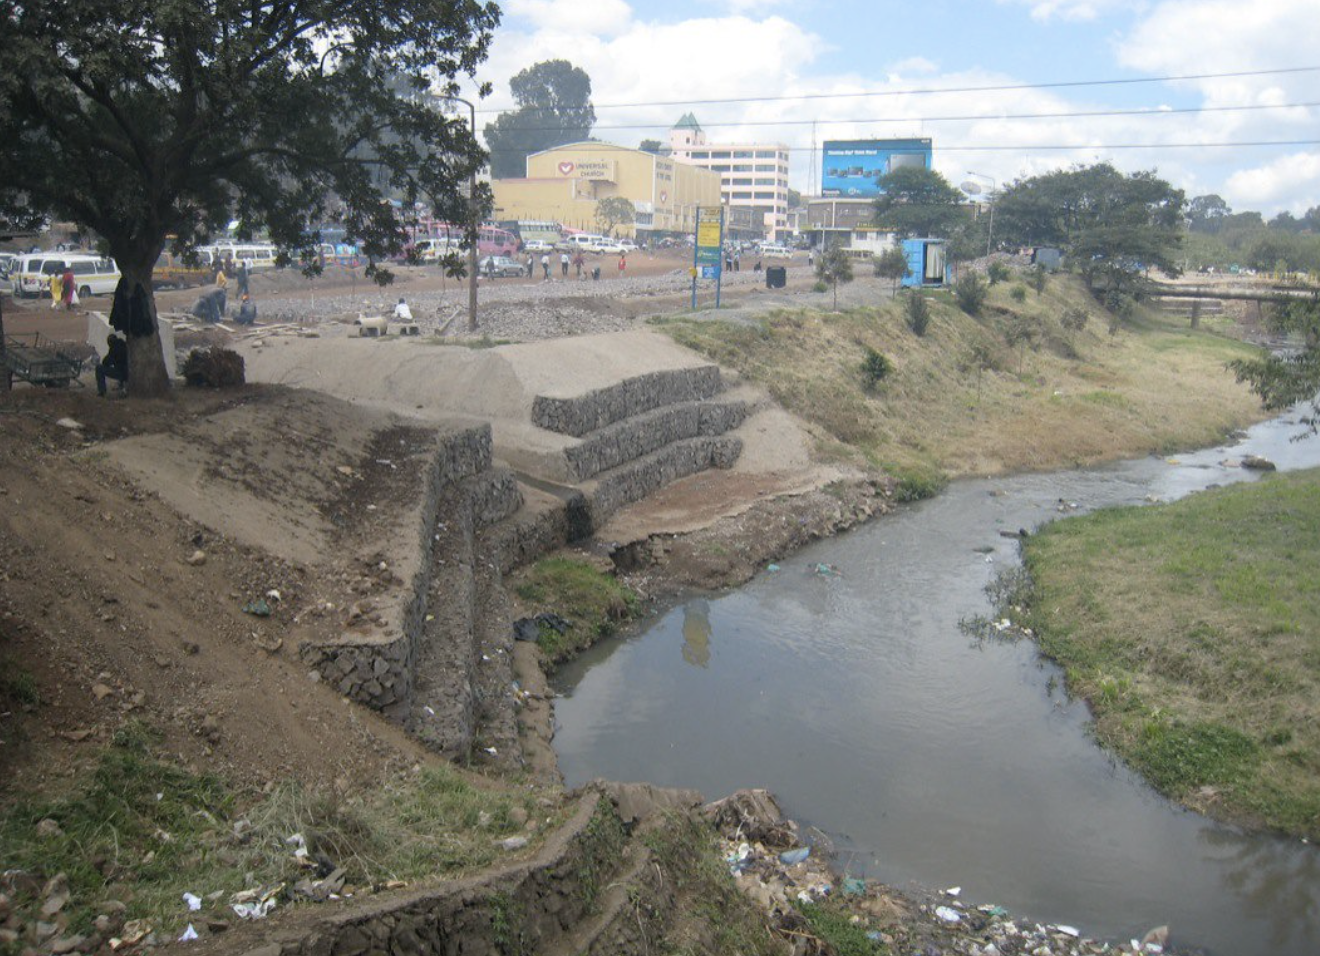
[1029,264,1047,296]
[987,261,1011,285]
[1061,307,1089,332]
[904,291,931,336]
[1009,284,1027,303]
[812,280,828,293]
[860,347,892,391]
[954,273,988,315]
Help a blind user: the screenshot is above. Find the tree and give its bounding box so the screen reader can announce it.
[954,273,988,316]
[639,139,663,154]
[1230,296,1320,432]
[874,246,909,293]
[787,188,803,208]
[0,0,499,397]
[484,60,595,178]
[1188,194,1232,234]
[595,197,636,236]
[995,163,1185,299]
[987,261,1011,285]
[816,241,854,310]
[903,291,931,337]
[872,168,965,238]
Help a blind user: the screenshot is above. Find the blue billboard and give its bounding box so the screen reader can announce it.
[821,138,932,198]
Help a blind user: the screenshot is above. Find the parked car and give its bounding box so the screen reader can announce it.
[11,252,121,298]
[759,244,793,258]
[617,239,638,253]
[565,234,606,252]
[0,252,17,280]
[478,255,525,278]
[592,239,628,255]
[521,239,555,254]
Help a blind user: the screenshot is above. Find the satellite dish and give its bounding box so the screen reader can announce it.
[960,181,982,195]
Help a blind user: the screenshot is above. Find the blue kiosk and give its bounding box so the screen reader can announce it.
[899,238,950,288]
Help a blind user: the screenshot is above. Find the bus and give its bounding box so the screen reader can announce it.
[411,221,519,258]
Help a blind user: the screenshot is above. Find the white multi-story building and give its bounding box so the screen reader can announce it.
[668,113,789,240]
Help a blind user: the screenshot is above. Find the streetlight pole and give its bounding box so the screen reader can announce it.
[966,170,996,258]
[436,94,479,332]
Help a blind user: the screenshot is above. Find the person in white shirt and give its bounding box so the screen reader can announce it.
[393,297,413,320]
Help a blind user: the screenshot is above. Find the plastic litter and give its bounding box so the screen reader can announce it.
[766,563,781,573]
[810,563,842,577]
[978,904,1009,917]
[178,924,199,942]
[242,598,272,617]
[182,892,202,911]
[778,847,810,865]
[1056,924,1080,937]
[946,886,961,897]
[842,877,866,896]
[866,930,884,943]
[934,905,961,923]
[232,900,276,920]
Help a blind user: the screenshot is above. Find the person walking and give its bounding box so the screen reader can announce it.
[48,270,63,311]
[61,263,76,309]
[560,251,569,277]
[526,253,535,278]
[541,253,551,280]
[214,266,228,316]
[572,250,585,278]
[617,253,627,277]
[236,260,250,297]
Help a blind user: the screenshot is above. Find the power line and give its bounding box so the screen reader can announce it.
[473,66,1320,115]
[480,100,1320,135]
[485,139,1320,155]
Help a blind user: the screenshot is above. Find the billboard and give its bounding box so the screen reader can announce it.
[821,139,932,198]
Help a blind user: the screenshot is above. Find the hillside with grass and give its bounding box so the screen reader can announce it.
[652,271,1267,491]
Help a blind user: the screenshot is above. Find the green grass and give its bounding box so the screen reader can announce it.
[1019,468,1320,836]
[797,901,889,955]
[650,274,1267,483]
[0,725,553,942]
[513,557,639,662]
[0,662,40,707]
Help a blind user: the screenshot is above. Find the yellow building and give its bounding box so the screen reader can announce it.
[491,142,722,238]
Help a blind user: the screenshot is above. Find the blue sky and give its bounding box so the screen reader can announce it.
[466,0,1320,214]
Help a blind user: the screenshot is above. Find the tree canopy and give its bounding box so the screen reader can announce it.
[595,197,636,236]
[1230,297,1320,433]
[994,163,1185,295]
[871,167,966,239]
[484,60,595,179]
[0,0,500,395]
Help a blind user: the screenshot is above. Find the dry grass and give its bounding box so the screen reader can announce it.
[1020,470,1320,836]
[653,272,1267,481]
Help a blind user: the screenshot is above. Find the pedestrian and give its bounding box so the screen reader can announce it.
[48,270,63,311]
[541,252,550,280]
[393,297,412,321]
[807,250,815,269]
[236,260,250,297]
[526,254,535,278]
[224,254,236,280]
[236,293,258,326]
[61,263,76,309]
[572,251,585,278]
[214,265,228,316]
[733,253,740,272]
[560,251,570,277]
[96,333,129,396]
[618,253,627,277]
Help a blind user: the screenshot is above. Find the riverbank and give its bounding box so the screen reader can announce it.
[1016,466,1320,839]
[652,272,1268,485]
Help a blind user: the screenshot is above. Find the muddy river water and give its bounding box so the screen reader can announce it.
[553,412,1320,955]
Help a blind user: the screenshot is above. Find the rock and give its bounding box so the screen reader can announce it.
[206,919,230,934]
[91,683,113,700]
[509,806,529,828]
[186,550,207,566]
[182,641,201,655]
[49,935,85,954]
[1141,925,1169,950]
[497,836,529,851]
[36,818,64,838]
[1242,455,1276,471]
[55,418,84,431]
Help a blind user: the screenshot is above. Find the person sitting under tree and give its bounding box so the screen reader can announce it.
[96,333,128,396]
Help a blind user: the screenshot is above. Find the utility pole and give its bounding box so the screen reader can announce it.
[435,94,480,332]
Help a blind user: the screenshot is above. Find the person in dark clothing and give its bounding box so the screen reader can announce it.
[96,333,128,396]
[236,293,257,325]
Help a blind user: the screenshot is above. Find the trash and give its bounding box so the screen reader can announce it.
[778,847,810,865]
[286,833,312,865]
[182,892,202,911]
[1141,925,1169,952]
[498,836,529,851]
[1056,924,1080,937]
[242,598,272,617]
[934,905,961,923]
[727,842,754,875]
[178,924,199,942]
[484,746,498,756]
[866,930,884,942]
[186,550,207,566]
[945,886,961,897]
[232,899,276,920]
[842,877,866,896]
[55,418,83,430]
[810,563,842,577]
[513,612,570,642]
[266,589,281,602]
[766,563,781,573]
[978,904,1009,917]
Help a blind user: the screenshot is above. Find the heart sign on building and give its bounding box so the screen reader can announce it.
[557,162,575,176]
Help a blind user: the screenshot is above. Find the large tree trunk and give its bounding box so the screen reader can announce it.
[116,259,171,398]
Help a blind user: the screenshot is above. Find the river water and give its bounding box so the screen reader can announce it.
[552,412,1320,956]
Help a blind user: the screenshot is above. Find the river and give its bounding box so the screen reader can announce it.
[552,411,1320,956]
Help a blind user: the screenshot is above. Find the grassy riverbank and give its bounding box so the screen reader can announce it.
[1017,468,1320,837]
[653,272,1266,484]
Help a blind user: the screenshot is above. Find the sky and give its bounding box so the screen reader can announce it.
[457,0,1320,216]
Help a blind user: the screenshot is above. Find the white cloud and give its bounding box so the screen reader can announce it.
[997,0,1141,22]
[1225,153,1320,214]
[503,0,633,36]
[887,56,940,75]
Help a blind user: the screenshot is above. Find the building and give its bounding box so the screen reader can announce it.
[667,114,790,240]
[821,138,932,198]
[490,142,722,239]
